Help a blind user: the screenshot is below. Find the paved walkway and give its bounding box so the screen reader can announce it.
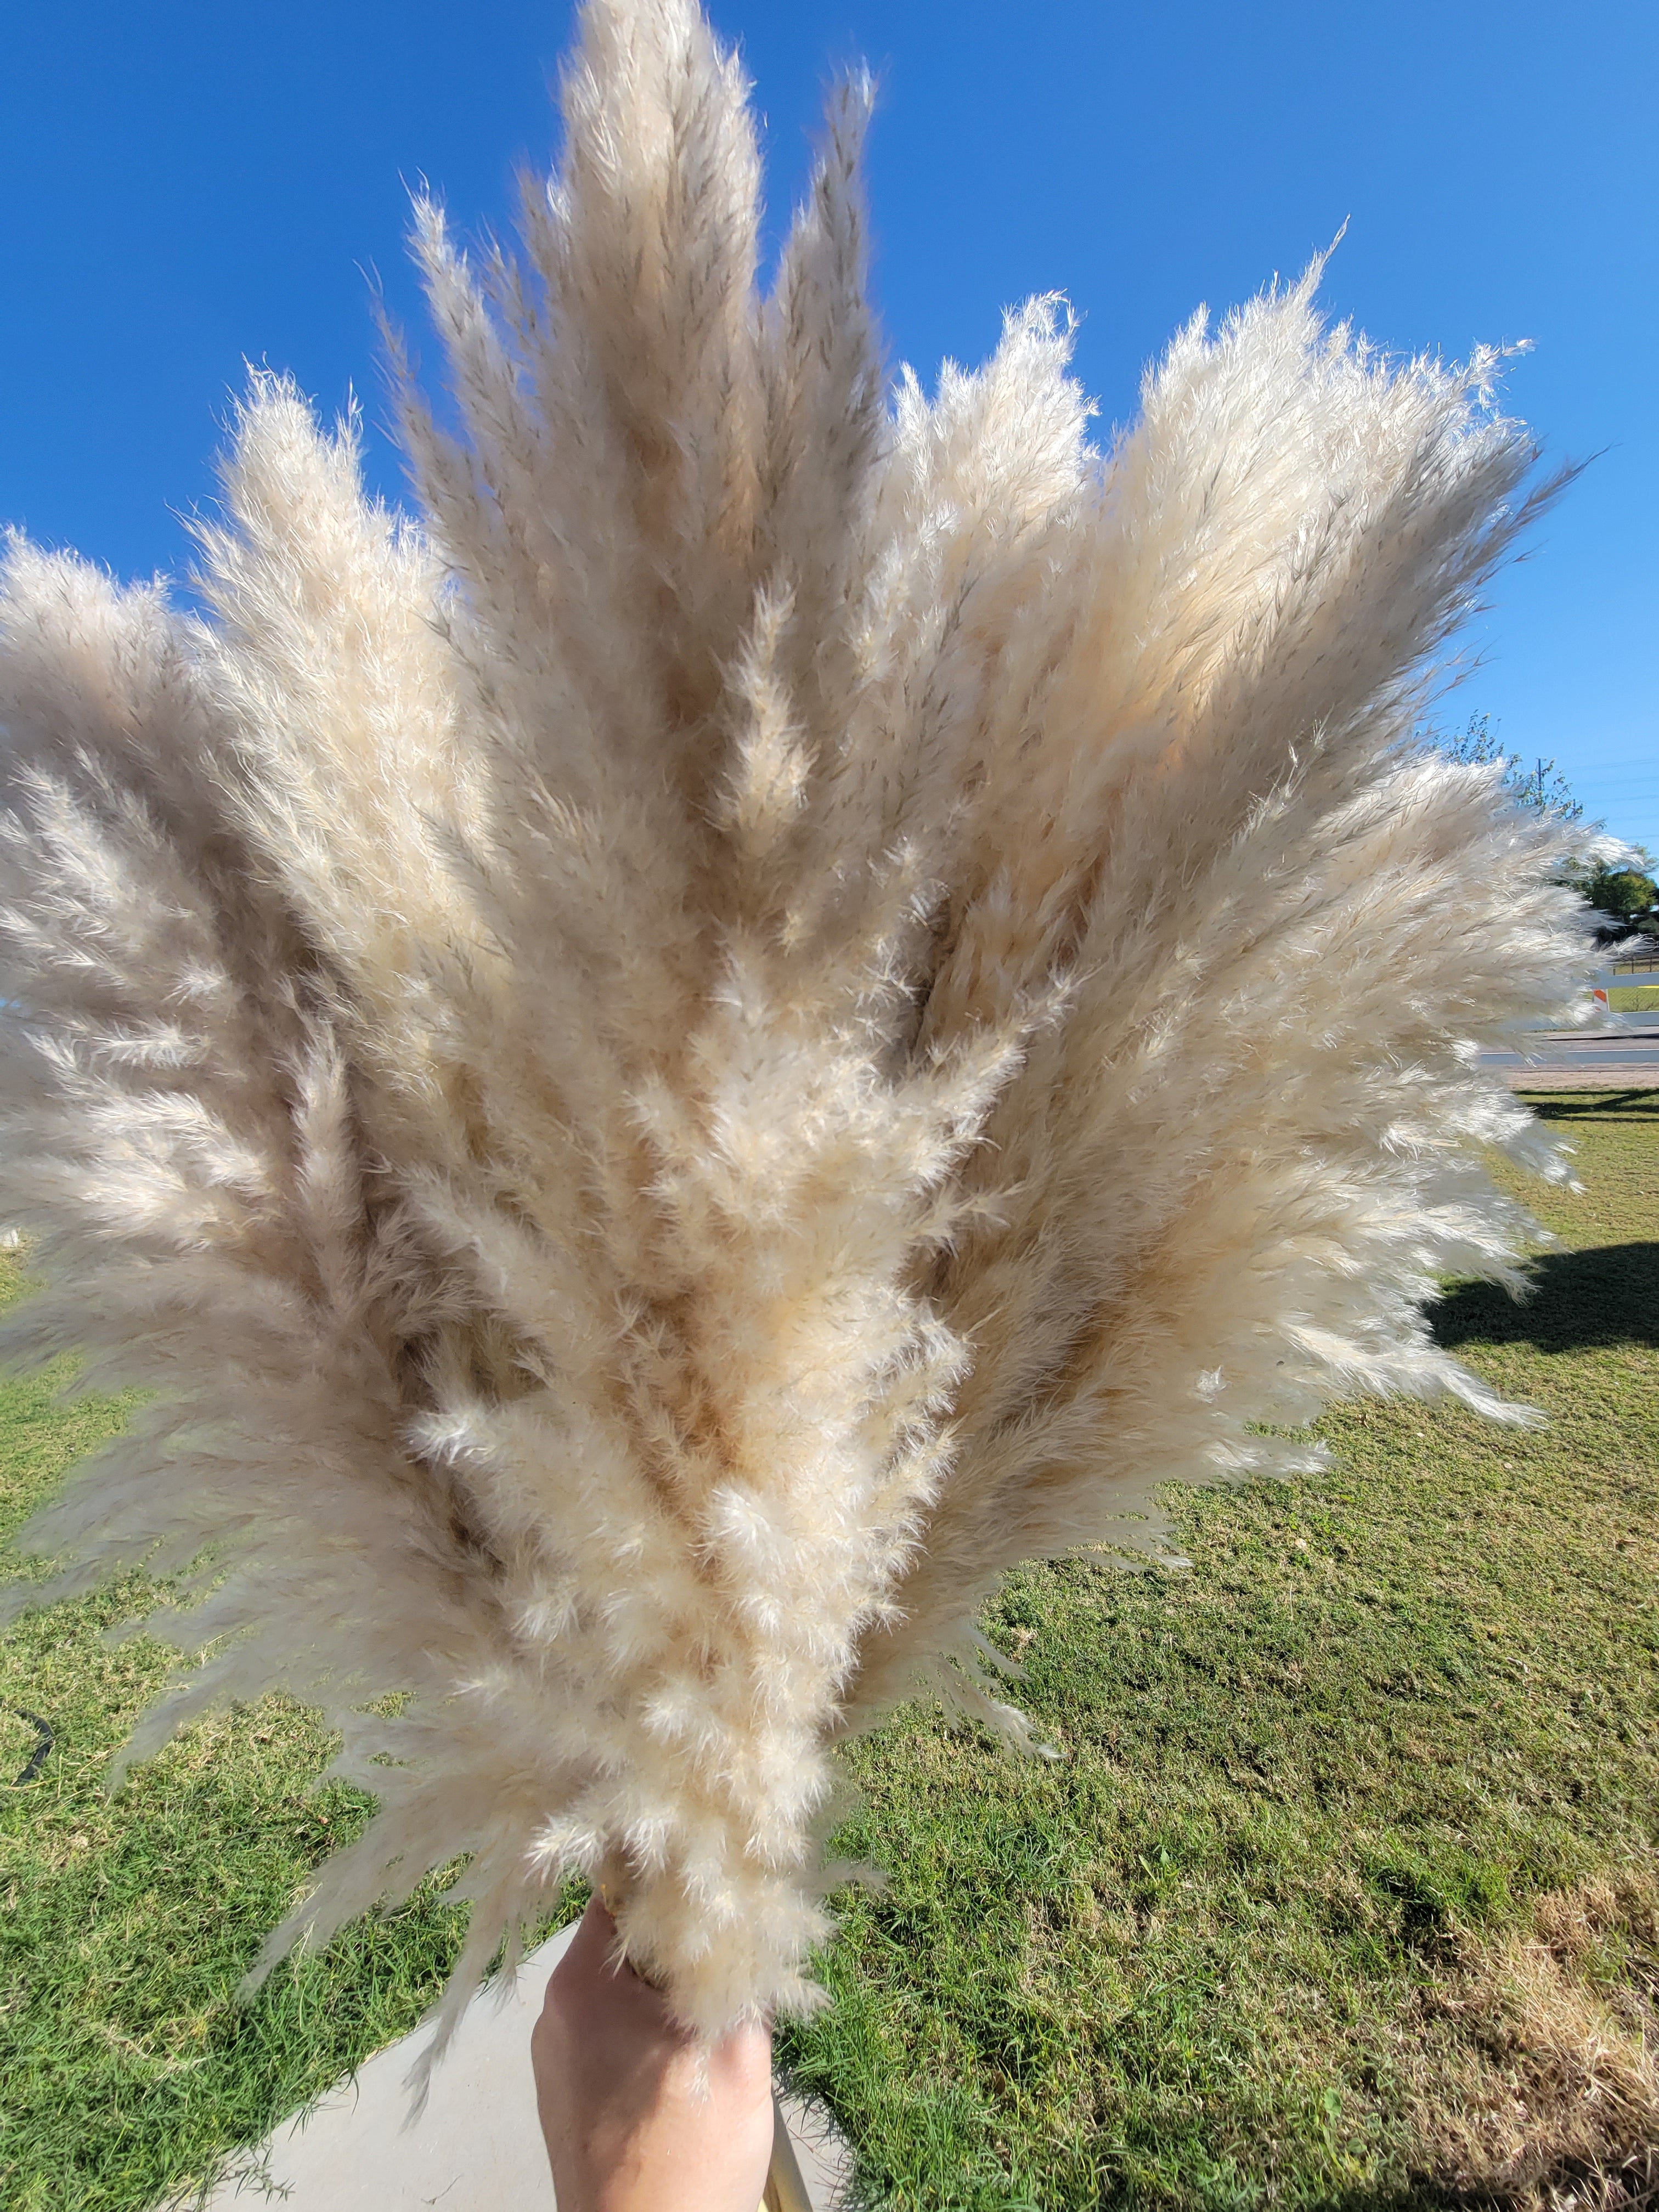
[1503,1067,1659,1089]
[194,1922,849,2211]
[1483,1027,1659,1091]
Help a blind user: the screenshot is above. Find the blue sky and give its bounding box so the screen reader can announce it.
[3,2,1653,850]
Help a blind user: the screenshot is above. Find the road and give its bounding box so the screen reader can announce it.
[1479,1028,1659,1088]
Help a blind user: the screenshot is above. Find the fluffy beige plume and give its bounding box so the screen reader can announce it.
[0,0,1594,2056]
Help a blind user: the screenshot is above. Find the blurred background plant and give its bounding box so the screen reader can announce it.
[1425,712,1657,941]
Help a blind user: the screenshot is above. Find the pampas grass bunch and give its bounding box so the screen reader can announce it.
[0,0,1594,2057]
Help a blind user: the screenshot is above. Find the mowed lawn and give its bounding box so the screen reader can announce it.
[2,1091,1656,2210]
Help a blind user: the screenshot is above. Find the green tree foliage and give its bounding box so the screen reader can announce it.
[1578,865,1659,934]
[1428,712,1583,821]
[1425,715,1659,940]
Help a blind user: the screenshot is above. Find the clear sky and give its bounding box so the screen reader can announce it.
[3,2,1653,850]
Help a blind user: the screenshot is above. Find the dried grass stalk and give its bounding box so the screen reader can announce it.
[1408,1875,1659,2207]
[0,0,1595,2058]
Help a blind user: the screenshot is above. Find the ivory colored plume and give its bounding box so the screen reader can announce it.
[0,0,1594,2063]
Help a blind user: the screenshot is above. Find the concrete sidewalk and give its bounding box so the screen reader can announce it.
[1482,1030,1659,1090]
[196,1922,850,2211]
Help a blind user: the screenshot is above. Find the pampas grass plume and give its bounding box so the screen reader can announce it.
[0,0,1595,2062]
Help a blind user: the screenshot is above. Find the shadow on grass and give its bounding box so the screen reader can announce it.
[1520,1086,1659,1124]
[1433,1243,1659,1355]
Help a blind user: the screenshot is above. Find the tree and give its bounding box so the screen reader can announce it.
[1424,716,1659,939]
[1427,712,1583,821]
[1577,864,1659,936]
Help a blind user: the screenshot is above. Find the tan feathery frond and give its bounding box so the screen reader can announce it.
[0,0,1594,2061]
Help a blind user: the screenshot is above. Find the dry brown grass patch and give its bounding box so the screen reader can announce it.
[1407,1871,1659,2209]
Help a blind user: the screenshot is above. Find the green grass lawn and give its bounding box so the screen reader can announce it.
[0,1355,529,2207]
[2,1091,1656,2210]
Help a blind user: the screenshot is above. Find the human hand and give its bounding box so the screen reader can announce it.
[532,1897,775,2212]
